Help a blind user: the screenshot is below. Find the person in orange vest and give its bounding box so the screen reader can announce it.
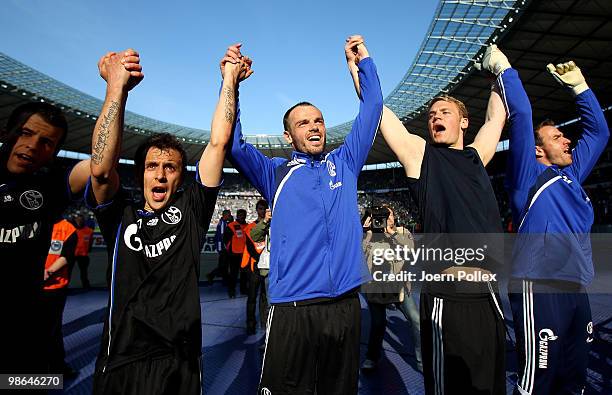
[242,199,269,335]
[224,208,247,298]
[73,213,94,289]
[42,217,78,377]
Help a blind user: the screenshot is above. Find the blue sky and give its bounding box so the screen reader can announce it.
[0,0,438,135]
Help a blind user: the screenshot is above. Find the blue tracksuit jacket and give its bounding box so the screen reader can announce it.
[229,57,383,303]
[500,68,609,284]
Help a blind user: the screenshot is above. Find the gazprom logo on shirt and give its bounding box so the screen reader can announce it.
[123,222,177,258]
[0,222,40,243]
[144,235,177,258]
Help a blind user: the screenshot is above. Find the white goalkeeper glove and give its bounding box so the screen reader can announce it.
[474,44,511,76]
[546,61,589,96]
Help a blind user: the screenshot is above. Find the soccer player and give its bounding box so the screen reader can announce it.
[0,100,92,372]
[225,36,383,393]
[88,50,250,394]
[488,45,610,394]
[357,48,507,393]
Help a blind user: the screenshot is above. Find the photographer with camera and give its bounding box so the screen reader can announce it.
[361,205,422,372]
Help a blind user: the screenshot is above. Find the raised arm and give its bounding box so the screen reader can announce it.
[90,49,143,204]
[346,38,425,178]
[199,48,253,186]
[336,35,383,174]
[467,86,506,166]
[468,45,508,166]
[548,61,610,183]
[379,107,426,178]
[68,160,91,196]
[224,44,278,202]
[483,45,539,221]
[346,37,363,100]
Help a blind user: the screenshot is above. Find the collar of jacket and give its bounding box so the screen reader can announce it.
[291,151,326,164]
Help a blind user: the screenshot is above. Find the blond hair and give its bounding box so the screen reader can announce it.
[429,95,468,119]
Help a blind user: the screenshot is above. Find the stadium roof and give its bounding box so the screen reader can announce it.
[2,0,609,166]
[400,0,612,148]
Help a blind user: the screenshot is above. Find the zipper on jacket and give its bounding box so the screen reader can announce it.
[316,163,335,294]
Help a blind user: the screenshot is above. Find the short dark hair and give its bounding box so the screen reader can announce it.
[222,209,231,216]
[237,209,247,216]
[534,119,555,146]
[0,102,68,166]
[283,101,316,132]
[134,133,187,191]
[256,199,268,210]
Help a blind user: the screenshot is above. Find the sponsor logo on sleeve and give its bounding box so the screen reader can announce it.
[48,239,63,255]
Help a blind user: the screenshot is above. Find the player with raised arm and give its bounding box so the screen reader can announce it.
[88,50,249,394]
[489,44,610,394]
[354,45,507,394]
[225,36,383,394]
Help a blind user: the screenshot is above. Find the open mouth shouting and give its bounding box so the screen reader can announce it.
[432,123,446,134]
[152,186,168,202]
[307,134,323,145]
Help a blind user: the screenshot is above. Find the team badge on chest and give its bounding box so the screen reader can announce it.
[20,190,43,210]
[162,206,182,225]
[326,160,337,177]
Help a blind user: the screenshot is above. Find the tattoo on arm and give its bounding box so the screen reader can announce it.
[91,101,120,165]
[223,87,235,124]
